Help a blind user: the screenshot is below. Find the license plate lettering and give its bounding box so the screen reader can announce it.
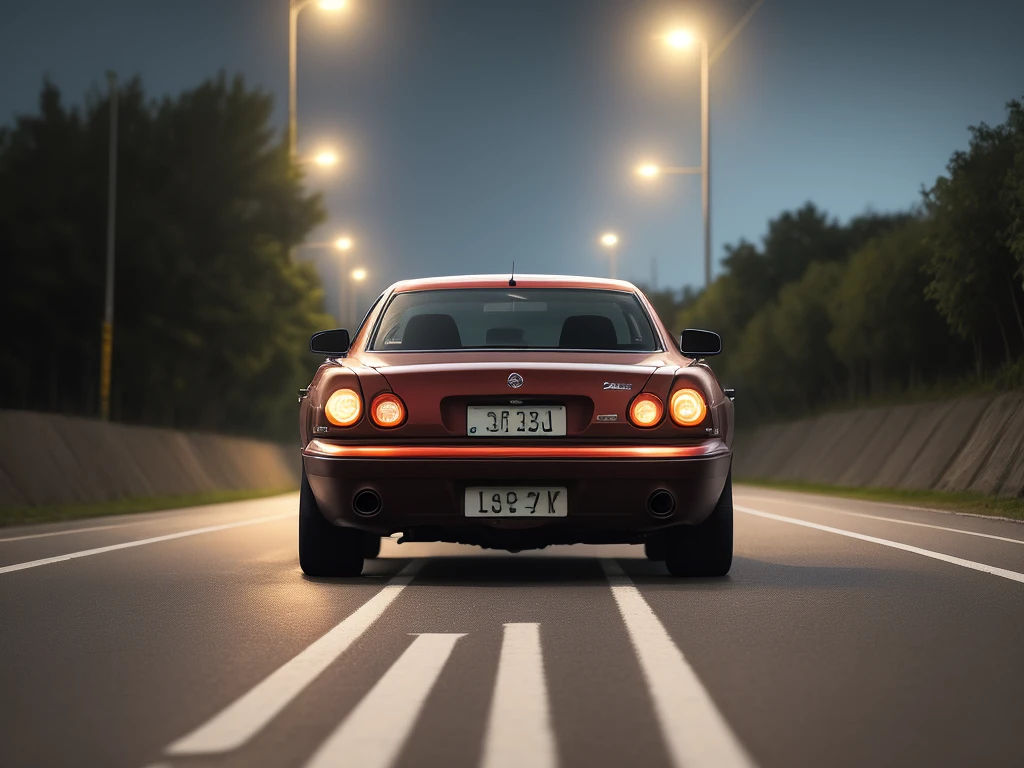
[468,406,566,437]
[547,489,561,514]
[466,487,568,517]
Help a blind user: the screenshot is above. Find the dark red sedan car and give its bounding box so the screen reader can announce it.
[298,274,734,577]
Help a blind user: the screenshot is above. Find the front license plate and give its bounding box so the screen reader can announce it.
[465,487,568,517]
[467,406,566,437]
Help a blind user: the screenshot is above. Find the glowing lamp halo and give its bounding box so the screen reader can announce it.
[670,388,708,427]
[370,393,407,428]
[324,388,363,427]
[629,393,665,428]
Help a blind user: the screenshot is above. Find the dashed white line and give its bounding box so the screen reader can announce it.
[167,561,422,756]
[0,513,294,575]
[736,506,1024,584]
[481,623,557,768]
[602,560,756,768]
[739,495,1024,545]
[304,632,465,768]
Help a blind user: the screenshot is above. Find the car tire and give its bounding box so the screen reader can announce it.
[299,469,365,577]
[362,534,382,559]
[644,536,667,561]
[665,470,733,577]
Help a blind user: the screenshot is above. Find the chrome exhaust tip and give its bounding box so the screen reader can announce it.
[353,489,382,517]
[647,490,676,517]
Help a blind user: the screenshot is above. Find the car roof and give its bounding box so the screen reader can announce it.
[388,274,640,293]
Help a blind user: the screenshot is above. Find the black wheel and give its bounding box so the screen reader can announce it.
[362,534,382,559]
[644,535,667,561]
[665,470,733,577]
[299,469,365,577]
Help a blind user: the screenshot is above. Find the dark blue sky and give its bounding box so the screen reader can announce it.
[2,0,1022,314]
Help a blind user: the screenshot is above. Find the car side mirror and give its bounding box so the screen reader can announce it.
[680,328,722,357]
[310,329,351,356]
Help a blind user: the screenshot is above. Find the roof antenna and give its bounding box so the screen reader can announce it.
[508,261,516,287]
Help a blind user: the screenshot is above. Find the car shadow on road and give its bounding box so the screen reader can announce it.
[624,555,898,591]
[303,553,896,591]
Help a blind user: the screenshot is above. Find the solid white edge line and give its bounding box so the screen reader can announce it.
[0,522,134,543]
[738,495,1024,545]
[304,632,465,768]
[481,623,557,768]
[167,561,422,756]
[0,513,295,575]
[736,506,1024,584]
[602,560,756,768]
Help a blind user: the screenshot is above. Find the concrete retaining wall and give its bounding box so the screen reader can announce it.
[733,391,1024,497]
[0,410,299,509]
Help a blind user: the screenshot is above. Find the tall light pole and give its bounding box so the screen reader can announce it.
[289,0,347,158]
[334,235,354,325]
[349,267,367,328]
[100,71,118,421]
[639,4,764,288]
[599,232,620,279]
[659,29,711,288]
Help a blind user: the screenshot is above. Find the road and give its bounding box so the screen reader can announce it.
[2,487,1023,768]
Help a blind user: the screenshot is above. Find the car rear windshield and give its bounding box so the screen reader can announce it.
[369,288,660,351]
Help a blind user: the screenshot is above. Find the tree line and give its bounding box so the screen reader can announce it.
[644,97,1024,423]
[2,76,1021,437]
[0,75,332,441]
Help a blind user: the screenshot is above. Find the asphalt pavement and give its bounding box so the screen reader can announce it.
[2,487,1023,768]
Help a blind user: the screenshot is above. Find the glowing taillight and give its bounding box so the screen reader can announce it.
[670,388,707,426]
[324,388,362,427]
[629,393,664,427]
[370,393,406,428]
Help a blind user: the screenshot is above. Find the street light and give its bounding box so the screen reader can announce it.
[664,29,696,49]
[310,149,340,168]
[634,162,704,179]
[334,235,354,251]
[659,27,711,288]
[289,0,348,158]
[100,71,118,421]
[349,267,367,328]
[646,3,766,287]
[599,232,620,279]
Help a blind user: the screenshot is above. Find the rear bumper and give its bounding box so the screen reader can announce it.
[302,440,732,545]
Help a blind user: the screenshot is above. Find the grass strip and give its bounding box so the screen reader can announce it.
[737,479,1024,522]
[0,486,297,528]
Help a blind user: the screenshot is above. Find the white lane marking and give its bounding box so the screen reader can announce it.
[0,522,135,543]
[0,513,294,575]
[304,632,465,768]
[736,506,1024,584]
[739,495,1024,545]
[602,560,755,768]
[168,561,422,756]
[481,623,557,768]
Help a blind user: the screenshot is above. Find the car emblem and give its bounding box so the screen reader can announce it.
[603,382,632,391]
[507,372,524,389]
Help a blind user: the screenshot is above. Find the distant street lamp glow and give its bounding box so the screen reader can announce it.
[636,163,661,179]
[599,232,620,279]
[664,29,696,49]
[312,149,340,168]
[334,235,354,251]
[351,267,367,282]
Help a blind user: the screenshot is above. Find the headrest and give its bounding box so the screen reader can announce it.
[558,315,618,349]
[401,313,462,350]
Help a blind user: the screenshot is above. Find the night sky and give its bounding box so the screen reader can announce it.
[3,0,1022,316]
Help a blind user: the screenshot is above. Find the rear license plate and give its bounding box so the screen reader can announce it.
[465,487,568,517]
[467,406,566,436]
